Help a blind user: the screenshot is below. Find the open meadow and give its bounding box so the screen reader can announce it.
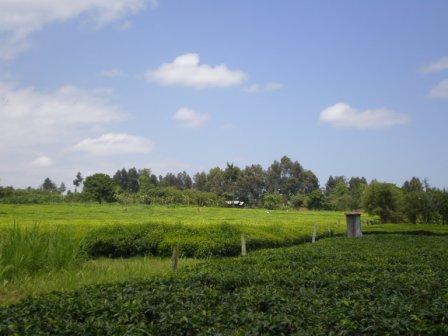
[1,204,447,311]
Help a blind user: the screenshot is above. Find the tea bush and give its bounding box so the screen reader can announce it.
[1,235,447,335]
[83,222,323,259]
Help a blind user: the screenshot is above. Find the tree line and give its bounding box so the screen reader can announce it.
[1,156,447,224]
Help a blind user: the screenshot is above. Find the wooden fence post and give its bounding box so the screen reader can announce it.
[312,223,317,243]
[171,245,179,271]
[241,234,247,256]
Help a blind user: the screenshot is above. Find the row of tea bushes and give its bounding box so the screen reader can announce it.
[82,222,337,259]
[1,235,447,335]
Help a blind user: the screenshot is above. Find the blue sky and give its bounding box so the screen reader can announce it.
[0,0,447,189]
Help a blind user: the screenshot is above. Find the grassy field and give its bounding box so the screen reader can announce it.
[0,256,198,306]
[1,204,447,310]
[0,203,350,231]
[1,235,447,335]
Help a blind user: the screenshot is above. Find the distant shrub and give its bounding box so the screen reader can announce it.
[262,193,284,210]
[0,188,63,204]
[139,187,223,207]
[290,194,305,209]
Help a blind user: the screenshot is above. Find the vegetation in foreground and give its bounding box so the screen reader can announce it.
[1,235,447,335]
[0,257,198,306]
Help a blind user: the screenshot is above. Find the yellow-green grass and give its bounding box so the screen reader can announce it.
[0,256,199,306]
[1,203,447,238]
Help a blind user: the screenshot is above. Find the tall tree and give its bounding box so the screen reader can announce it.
[73,172,83,192]
[58,182,66,194]
[363,181,403,223]
[139,168,155,193]
[83,173,116,204]
[41,178,57,192]
[127,167,140,193]
[113,168,129,192]
[193,172,208,191]
[177,171,192,190]
[236,164,266,204]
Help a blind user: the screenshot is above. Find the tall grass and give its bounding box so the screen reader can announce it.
[0,225,83,280]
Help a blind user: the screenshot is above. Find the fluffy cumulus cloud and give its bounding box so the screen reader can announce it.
[146,53,248,88]
[73,133,153,155]
[429,79,448,98]
[421,57,448,74]
[0,0,150,59]
[30,156,54,168]
[0,81,155,187]
[173,107,210,127]
[0,83,125,148]
[319,103,409,129]
[244,82,283,93]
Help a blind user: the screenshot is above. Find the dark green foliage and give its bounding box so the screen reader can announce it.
[363,181,403,223]
[306,189,329,210]
[290,194,305,209]
[138,187,223,206]
[83,173,116,204]
[0,187,63,204]
[41,177,57,192]
[73,172,83,189]
[1,235,447,335]
[82,221,318,259]
[262,193,284,210]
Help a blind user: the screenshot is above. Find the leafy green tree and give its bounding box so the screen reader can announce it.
[127,168,140,193]
[262,193,284,210]
[267,156,318,196]
[236,164,266,205]
[328,180,350,210]
[435,189,448,224]
[58,182,66,194]
[138,169,155,193]
[113,168,129,192]
[348,177,367,210]
[325,176,346,196]
[402,177,425,224]
[83,173,116,204]
[291,194,305,209]
[206,167,225,195]
[363,181,403,223]
[193,172,208,191]
[177,171,192,190]
[73,172,83,192]
[306,189,328,210]
[41,178,57,192]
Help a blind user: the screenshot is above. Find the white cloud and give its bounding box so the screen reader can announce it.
[31,156,54,168]
[0,0,149,59]
[421,57,448,74]
[73,133,154,155]
[429,79,448,98]
[173,107,210,128]
[0,82,126,148]
[319,103,409,129]
[146,53,248,88]
[100,68,124,78]
[244,82,283,93]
